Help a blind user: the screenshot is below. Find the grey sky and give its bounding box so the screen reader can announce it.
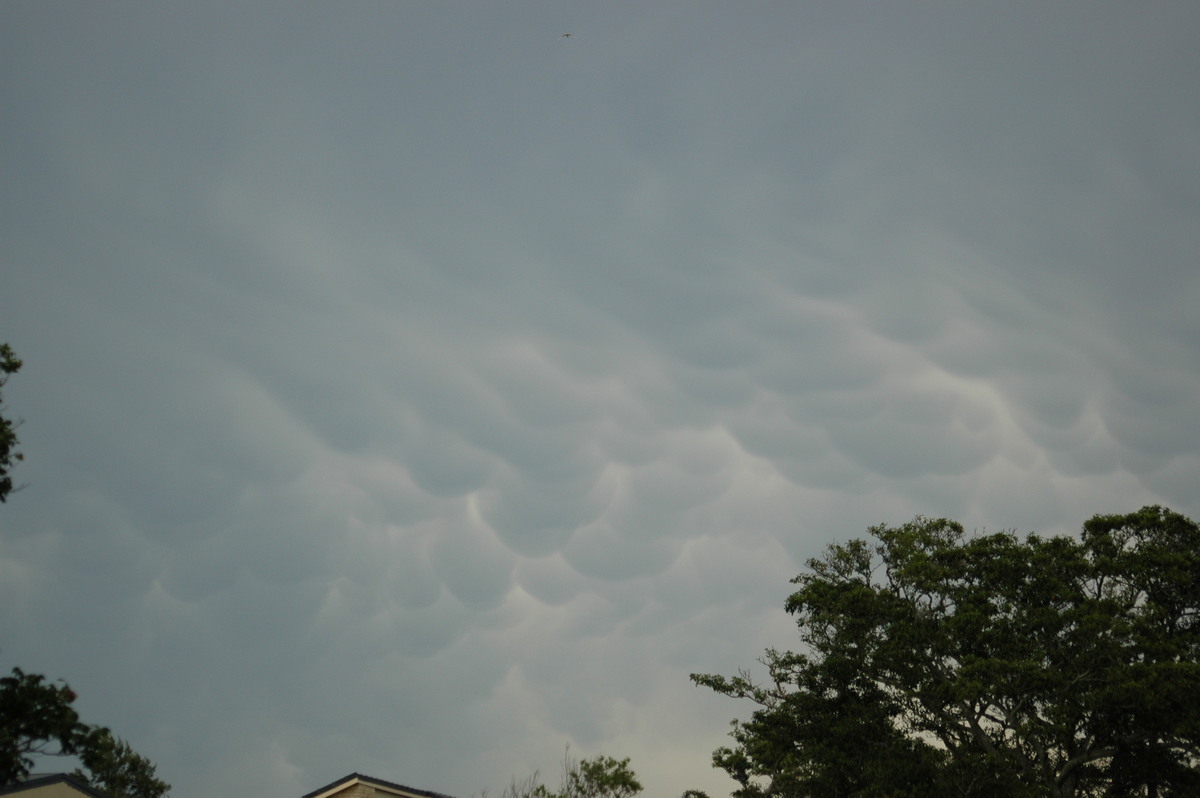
[2,2,1198,797]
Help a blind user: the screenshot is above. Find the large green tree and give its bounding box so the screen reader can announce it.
[0,667,170,798]
[693,506,1200,797]
[0,343,23,503]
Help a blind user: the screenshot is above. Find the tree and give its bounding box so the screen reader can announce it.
[0,343,23,502]
[73,727,170,798]
[0,667,169,798]
[0,668,82,784]
[692,506,1200,797]
[558,754,641,798]
[483,750,642,798]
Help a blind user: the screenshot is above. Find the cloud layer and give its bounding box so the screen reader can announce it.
[2,3,1198,797]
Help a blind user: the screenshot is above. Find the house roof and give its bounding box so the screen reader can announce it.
[0,775,110,798]
[301,774,457,798]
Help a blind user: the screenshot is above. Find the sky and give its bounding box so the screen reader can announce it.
[2,2,1198,797]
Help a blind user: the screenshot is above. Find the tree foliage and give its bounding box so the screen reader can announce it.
[73,727,170,798]
[0,667,82,783]
[484,750,642,798]
[0,343,23,503]
[692,507,1200,797]
[0,667,169,798]
[558,754,641,798]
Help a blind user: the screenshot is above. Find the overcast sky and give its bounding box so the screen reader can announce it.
[2,3,1198,797]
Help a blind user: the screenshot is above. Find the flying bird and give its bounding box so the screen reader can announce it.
[561,33,572,38]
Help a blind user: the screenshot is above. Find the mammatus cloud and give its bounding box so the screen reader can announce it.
[2,3,1198,798]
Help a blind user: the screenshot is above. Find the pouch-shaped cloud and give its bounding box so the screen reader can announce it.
[2,4,1198,798]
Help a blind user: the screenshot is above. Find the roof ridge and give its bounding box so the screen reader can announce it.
[0,774,111,798]
[300,773,458,798]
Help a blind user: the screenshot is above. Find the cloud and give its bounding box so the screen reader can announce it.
[2,4,1198,798]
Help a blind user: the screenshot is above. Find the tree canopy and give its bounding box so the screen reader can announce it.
[484,750,642,798]
[0,343,23,503]
[0,667,170,798]
[692,506,1200,798]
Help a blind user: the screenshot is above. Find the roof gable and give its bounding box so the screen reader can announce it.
[0,775,110,798]
[301,774,456,798]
